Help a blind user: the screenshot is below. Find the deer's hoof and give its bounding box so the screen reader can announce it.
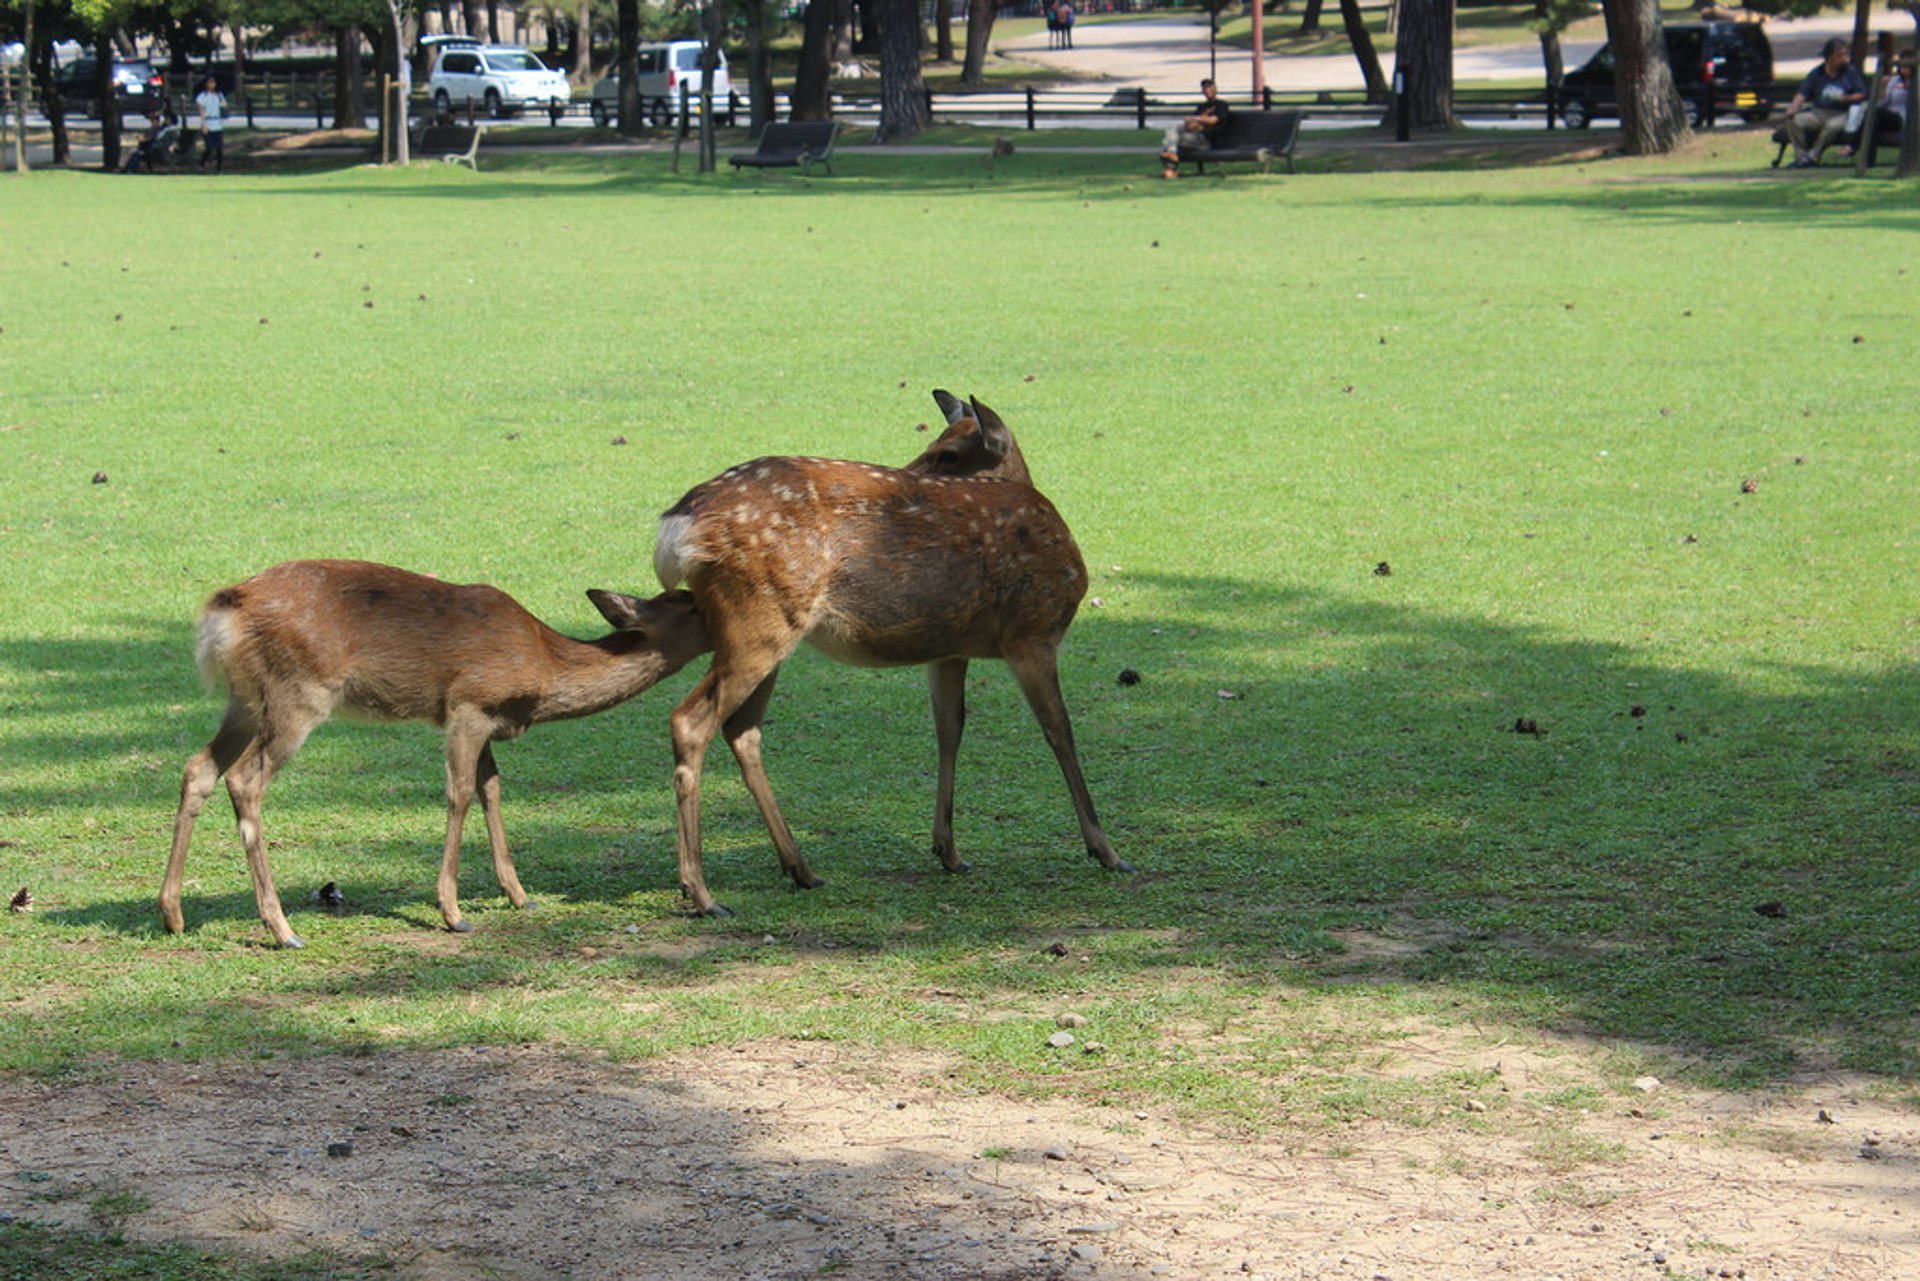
[703,902,734,919]
[280,934,306,950]
[940,858,973,875]
[448,919,475,934]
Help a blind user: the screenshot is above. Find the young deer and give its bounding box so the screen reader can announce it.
[652,390,1130,916]
[160,560,710,948]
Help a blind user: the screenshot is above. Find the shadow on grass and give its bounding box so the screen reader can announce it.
[3,572,1917,1086]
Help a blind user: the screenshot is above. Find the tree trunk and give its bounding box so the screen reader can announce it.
[935,0,954,62]
[32,38,67,165]
[571,2,591,84]
[1298,0,1324,38]
[486,0,501,45]
[873,0,929,141]
[94,31,121,172]
[697,15,719,172]
[463,0,484,39]
[1393,0,1456,128]
[744,0,775,131]
[616,0,640,133]
[793,0,838,120]
[231,23,250,115]
[13,0,33,172]
[962,0,999,86]
[1600,0,1687,154]
[1337,0,1388,101]
[1538,31,1563,89]
[1898,10,1920,178]
[334,27,366,129]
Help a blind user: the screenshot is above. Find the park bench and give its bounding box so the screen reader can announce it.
[728,120,840,176]
[415,121,485,170]
[1175,109,1302,175]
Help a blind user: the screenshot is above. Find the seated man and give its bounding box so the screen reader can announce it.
[1784,37,1868,167]
[1160,78,1231,179]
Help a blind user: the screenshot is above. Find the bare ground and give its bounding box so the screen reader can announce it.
[2,1032,1916,1280]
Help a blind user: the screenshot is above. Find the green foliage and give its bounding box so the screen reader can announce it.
[0,146,1916,1135]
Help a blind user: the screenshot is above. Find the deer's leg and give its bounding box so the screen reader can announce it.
[671,654,790,917]
[475,743,531,911]
[927,657,972,874]
[436,714,493,934]
[1003,647,1134,875]
[160,699,258,934]
[224,708,320,949]
[722,669,823,890]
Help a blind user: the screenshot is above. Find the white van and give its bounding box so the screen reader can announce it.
[588,41,732,127]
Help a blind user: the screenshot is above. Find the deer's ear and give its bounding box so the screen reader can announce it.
[931,389,971,426]
[587,589,648,630]
[969,397,1012,461]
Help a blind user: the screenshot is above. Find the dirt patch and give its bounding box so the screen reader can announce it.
[2,1036,1915,1279]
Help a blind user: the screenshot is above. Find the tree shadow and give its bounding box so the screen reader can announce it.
[3,571,1916,1086]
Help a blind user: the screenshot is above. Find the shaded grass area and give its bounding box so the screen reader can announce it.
[0,144,1916,1126]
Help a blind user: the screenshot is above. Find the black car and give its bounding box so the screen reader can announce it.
[53,56,165,119]
[1557,22,1774,129]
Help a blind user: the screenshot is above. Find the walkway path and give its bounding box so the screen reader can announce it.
[997,9,1879,100]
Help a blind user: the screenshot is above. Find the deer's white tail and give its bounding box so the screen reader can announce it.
[193,598,242,693]
[654,511,700,591]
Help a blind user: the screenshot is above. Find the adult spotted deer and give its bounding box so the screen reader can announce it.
[652,390,1130,916]
[160,560,710,948]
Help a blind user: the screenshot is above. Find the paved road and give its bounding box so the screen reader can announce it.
[999,9,1877,99]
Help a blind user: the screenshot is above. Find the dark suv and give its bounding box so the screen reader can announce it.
[53,56,165,119]
[1556,22,1773,129]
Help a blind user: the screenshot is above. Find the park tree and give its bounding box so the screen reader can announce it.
[1598,0,1687,153]
[735,0,780,131]
[870,0,924,140]
[1394,0,1456,128]
[960,0,996,86]
[1336,0,1385,101]
[791,0,840,116]
[614,0,638,131]
[1530,0,1594,92]
[240,0,382,130]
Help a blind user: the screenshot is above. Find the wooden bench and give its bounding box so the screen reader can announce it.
[1769,109,1904,168]
[1175,109,1302,175]
[728,120,840,176]
[415,121,484,171]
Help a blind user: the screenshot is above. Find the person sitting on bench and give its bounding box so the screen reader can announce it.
[1783,38,1868,168]
[1160,79,1231,180]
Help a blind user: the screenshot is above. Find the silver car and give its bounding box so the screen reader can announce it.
[429,45,570,119]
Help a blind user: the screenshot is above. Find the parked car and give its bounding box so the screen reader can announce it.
[588,41,732,127]
[428,44,570,118]
[52,55,165,120]
[1556,22,1773,129]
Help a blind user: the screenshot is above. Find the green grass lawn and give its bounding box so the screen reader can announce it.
[1,140,1916,1138]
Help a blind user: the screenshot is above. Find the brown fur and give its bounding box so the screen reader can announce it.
[652,392,1129,916]
[160,560,710,947]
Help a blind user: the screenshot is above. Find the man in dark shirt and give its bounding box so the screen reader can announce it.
[1160,79,1231,179]
[1784,38,1868,167]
